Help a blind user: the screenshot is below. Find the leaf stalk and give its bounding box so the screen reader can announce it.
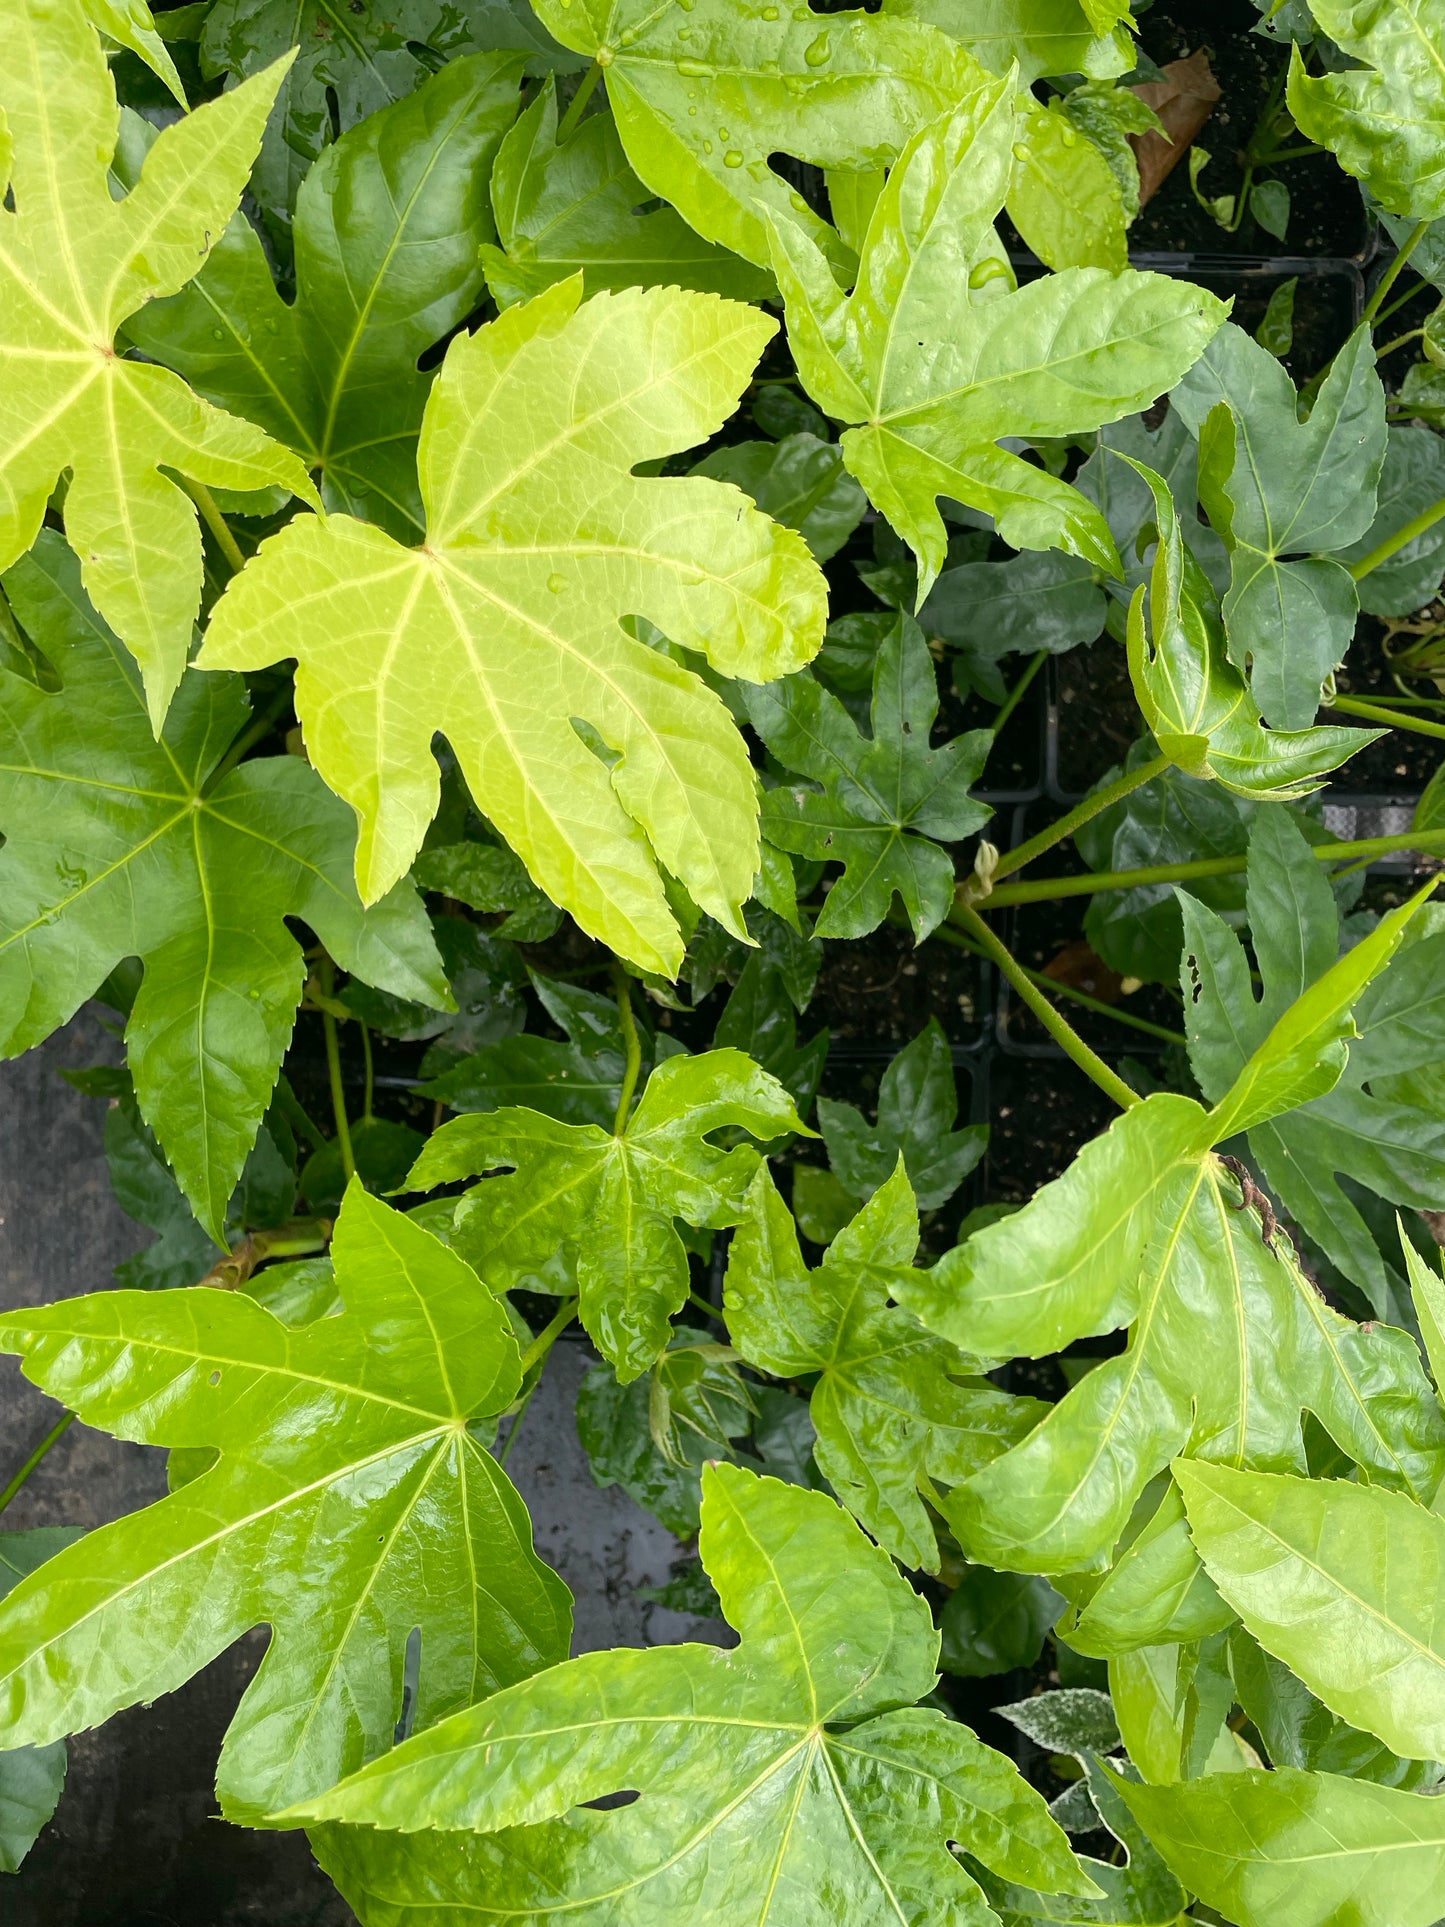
[0,1410,75,1521]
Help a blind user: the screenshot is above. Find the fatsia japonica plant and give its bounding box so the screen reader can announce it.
[6,0,1445,1917]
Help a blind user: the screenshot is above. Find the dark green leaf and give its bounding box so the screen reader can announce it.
[940,1568,1065,1679]
[818,1018,986,1207]
[692,434,868,563]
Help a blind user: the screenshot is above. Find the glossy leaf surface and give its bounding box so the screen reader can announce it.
[0,534,447,1242]
[126,53,527,543]
[1288,0,1445,219]
[411,1050,803,1381]
[725,1164,1043,1569]
[772,91,1222,598]
[0,1186,572,1822]
[1117,1767,1445,1927]
[300,1465,1096,1924]
[1181,806,1445,1312]
[200,277,827,975]
[0,1529,80,1871]
[1178,1461,1445,1761]
[0,0,315,725]
[884,0,1134,83]
[747,613,991,940]
[894,889,1445,1572]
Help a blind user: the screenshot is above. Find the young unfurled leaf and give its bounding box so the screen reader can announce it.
[0,1529,81,1872]
[125,53,528,544]
[480,82,774,309]
[692,433,868,563]
[0,1186,572,1823]
[1181,807,1445,1314]
[411,1050,803,1380]
[1177,1462,1445,1762]
[198,0,579,236]
[1170,323,1387,728]
[1287,0,1445,220]
[0,535,448,1243]
[576,1325,750,1537]
[747,613,992,941]
[771,90,1225,598]
[296,1465,1098,1925]
[818,1017,986,1207]
[1115,1767,1445,1927]
[1124,459,1378,799]
[0,0,316,726]
[1341,423,1445,618]
[893,886,1445,1573]
[1073,409,1228,605]
[724,1164,1043,1569]
[885,0,1135,86]
[200,277,827,976]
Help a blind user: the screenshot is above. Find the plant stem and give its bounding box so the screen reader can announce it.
[0,1411,75,1520]
[359,1019,375,1122]
[183,479,246,575]
[556,60,602,140]
[319,959,355,1180]
[688,1288,722,1321]
[979,828,1445,907]
[927,918,1187,1044]
[611,960,642,1134]
[1360,221,1430,332]
[1370,278,1429,331]
[1349,493,1445,581]
[200,686,294,796]
[1375,328,1424,361]
[953,905,1141,1110]
[517,1296,579,1378]
[990,650,1047,738]
[1327,693,1445,741]
[499,1376,542,1467]
[980,754,1170,890]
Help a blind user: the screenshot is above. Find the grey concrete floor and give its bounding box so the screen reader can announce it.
[0,1015,712,1926]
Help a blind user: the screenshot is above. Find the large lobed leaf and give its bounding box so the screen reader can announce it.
[894,884,1445,1573]
[1182,806,1445,1315]
[725,1163,1044,1570]
[294,1464,1099,1925]
[200,276,827,975]
[0,0,316,728]
[411,1049,804,1381]
[0,533,448,1242]
[0,1186,572,1823]
[126,52,528,544]
[1287,0,1445,221]
[770,89,1225,598]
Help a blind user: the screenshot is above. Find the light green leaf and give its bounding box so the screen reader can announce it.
[0,1185,572,1822]
[297,1464,1097,1925]
[481,82,774,309]
[527,0,1024,271]
[724,1164,1043,1569]
[771,91,1225,596]
[199,276,827,976]
[1007,93,1130,272]
[1171,323,1387,728]
[85,0,186,102]
[1177,1461,1445,1761]
[884,0,1134,84]
[1404,1238,1445,1399]
[0,1529,81,1872]
[1123,457,1379,799]
[817,1017,987,1207]
[0,0,317,726]
[1181,806,1445,1313]
[1288,0,1445,220]
[747,613,992,941]
[410,1049,804,1381]
[198,0,580,236]
[0,533,447,1243]
[893,938,1445,1572]
[1114,1766,1445,1927]
[1067,1483,1234,1657]
[692,433,868,563]
[125,53,528,544]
